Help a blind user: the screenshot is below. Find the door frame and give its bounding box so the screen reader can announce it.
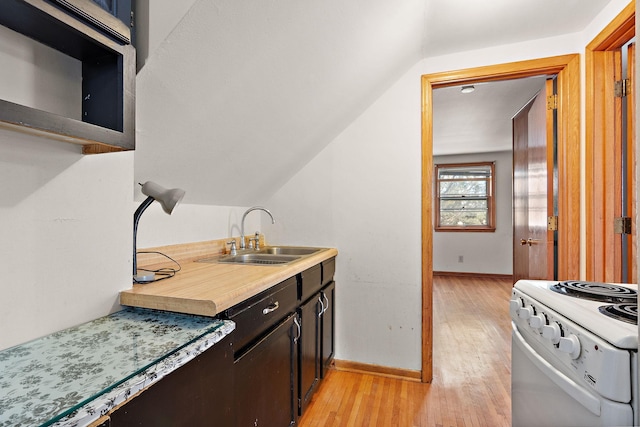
[585,2,635,282]
[421,54,581,382]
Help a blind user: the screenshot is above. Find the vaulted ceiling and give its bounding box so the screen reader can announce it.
[133,0,613,205]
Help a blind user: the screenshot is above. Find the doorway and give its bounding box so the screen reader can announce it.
[420,55,581,382]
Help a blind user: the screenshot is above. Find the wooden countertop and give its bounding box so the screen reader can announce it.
[120,247,338,317]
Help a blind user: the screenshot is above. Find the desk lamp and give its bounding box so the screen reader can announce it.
[133,181,185,282]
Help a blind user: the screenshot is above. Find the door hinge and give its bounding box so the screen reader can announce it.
[614,79,631,97]
[546,94,558,110]
[614,217,632,234]
[547,216,558,231]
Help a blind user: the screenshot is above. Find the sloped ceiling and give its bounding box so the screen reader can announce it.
[134,0,612,205]
[433,77,549,156]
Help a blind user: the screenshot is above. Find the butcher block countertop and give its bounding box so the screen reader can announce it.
[120,244,338,317]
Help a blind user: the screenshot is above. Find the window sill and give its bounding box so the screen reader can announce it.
[435,227,496,233]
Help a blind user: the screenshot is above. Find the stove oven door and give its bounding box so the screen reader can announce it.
[512,324,633,427]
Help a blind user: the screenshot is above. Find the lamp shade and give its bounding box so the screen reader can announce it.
[140,181,185,214]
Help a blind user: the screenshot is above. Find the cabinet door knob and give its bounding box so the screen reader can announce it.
[262,301,279,315]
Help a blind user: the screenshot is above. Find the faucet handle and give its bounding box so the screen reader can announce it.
[226,240,237,256]
[249,232,261,250]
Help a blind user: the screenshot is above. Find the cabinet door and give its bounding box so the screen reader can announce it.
[298,294,321,415]
[320,281,335,378]
[235,314,297,427]
[109,334,233,426]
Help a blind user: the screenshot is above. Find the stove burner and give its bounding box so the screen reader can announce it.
[550,281,637,303]
[599,304,638,324]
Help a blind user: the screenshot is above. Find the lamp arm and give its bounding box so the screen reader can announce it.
[133,196,155,277]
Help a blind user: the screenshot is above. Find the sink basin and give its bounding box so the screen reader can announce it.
[196,246,323,266]
[198,253,301,266]
[257,246,322,256]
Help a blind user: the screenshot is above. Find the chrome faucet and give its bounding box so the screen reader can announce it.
[240,206,275,249]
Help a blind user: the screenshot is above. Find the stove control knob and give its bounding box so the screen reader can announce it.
[558,334,581,359]
[509,298,524,316]
[517,305,534,320]
[528,313,546,329]
[542,322,561,344]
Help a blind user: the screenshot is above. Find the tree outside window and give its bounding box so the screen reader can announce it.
[435,162,496,232]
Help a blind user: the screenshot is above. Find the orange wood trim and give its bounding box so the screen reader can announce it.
[333,359,422,382]
[432,271,513,281]
[627,43,636,281]
[422,55,579,88]
[546,79,555,279]
[585,2,635,282]
[555,54,581,280]
[421,74,434,383]
[587,2,635,51]
[421,53,581,383]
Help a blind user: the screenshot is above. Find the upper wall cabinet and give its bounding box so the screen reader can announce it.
[0,0,136,154]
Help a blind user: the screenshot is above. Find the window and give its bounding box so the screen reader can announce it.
[435,162,495,232]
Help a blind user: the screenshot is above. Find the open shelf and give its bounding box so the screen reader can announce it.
[0,0,135,153]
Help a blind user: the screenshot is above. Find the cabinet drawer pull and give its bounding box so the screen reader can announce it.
[318,295,325,318]
[322,293,329,315]
[262,301,280,315]
[293,316,301,344]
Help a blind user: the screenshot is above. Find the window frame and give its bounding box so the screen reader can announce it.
[434,161,496,232]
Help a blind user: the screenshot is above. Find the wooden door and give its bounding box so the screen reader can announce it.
[513,81,555,281]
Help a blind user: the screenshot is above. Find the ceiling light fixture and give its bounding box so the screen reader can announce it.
[461,85,475,94]
[133,181,186,283]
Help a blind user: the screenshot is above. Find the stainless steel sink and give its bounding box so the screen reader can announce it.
[220,253,301,265]
[197,253,301,266]
[196,246,322,265]
[257,246,321,256]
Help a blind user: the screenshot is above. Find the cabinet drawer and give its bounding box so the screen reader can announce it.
[224,276,297,354]
[322,257,336,285]
[300,264,322,303]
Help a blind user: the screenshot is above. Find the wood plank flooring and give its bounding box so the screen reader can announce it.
[299,275,514,427]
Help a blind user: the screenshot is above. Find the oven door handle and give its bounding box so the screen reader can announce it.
[512,323,601,416]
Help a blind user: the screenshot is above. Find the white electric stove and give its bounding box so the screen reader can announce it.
[510,279,638,427]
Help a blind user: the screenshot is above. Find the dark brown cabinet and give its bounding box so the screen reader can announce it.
[234,313,298,427]
[297,258,336,418]
[320,280,335,379]
[223,276,299,426]
[298,293,322,414]
[107,258,336,426]
[109,333,234,426]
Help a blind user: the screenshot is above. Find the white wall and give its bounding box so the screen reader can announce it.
[267,64,423,369]
[266,0,630,370]
[0,0,631,368]
[0,5,255,351]
[432,151,513,275]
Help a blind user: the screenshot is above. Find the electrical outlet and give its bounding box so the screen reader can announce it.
[458,255,464,263]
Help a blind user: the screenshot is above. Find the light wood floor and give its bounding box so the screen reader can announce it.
[299,275,514,427]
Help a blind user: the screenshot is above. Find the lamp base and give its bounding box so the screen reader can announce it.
[134,271,155,283]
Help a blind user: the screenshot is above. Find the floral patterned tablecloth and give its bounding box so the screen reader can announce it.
[0,307,234,427]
